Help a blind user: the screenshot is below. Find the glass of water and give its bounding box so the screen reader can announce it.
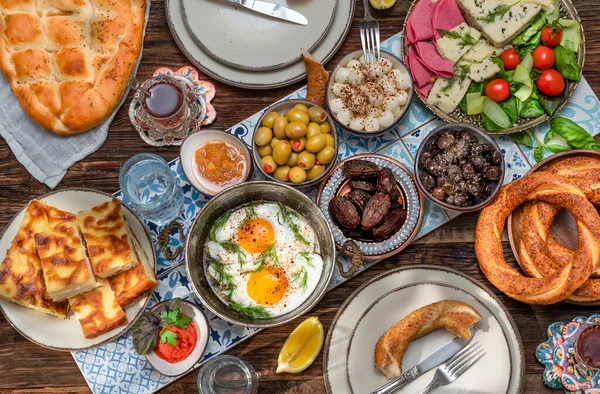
[197,355,259,394]
[119,153,184,225]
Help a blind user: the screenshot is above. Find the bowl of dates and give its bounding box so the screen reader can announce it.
[415,123,504,212]
[317,155,424,260]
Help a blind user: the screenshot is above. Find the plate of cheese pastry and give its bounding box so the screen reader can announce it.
[0,189,157,351]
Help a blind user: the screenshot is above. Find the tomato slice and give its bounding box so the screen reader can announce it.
[532,46,556,70]
[536,69,565,97]
[500,48,521,71]
[541,26,563,48]
[485,79,511,102]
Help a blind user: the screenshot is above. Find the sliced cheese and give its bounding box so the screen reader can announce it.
[457,0,542,47]
[460,58,501,82]
[427,76,472,114]
[435,23,482,64]
[495,0,555,12]
[462,39,508,63]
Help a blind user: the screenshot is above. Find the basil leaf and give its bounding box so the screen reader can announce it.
[554,46,581,82]
[132,311,162,355]
[482,112,505,132]
[512,12,546,46]
[520,97,545,118]
[163,298,182,313]
[491,57,506,78]
[550,117,596,148]
[544,129,555,144]
[510,132,534,148]
[545,144,572,153]
[500,97,519,124]
[534,146,545,162]
[539,95,564,116]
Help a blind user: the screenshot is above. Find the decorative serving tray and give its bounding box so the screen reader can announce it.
[71,32,600,394]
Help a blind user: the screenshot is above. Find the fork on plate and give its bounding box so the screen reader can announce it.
[418,342,485,394]
[359,0,380,64]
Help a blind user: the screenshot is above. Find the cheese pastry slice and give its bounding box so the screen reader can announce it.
[108,232,157,308]
[77,199,139,278]
[69,278,128,339]
[0,200,69,318]
[35,219,98,302]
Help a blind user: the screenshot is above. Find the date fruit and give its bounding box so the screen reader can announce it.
[329,196,360,229]
[346,189,372,213]
[349,179,377,192]
[361,192,391,230]
[377,168,395,194]
[342,159,379,178]
[373,208,407,240]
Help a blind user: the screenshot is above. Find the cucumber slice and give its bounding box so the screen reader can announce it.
[520,53,534,71]
[482,97,512,129]
[560,20,581,53]
[466,93,483,115]
[513,55,534,101]
[547,0,560,22]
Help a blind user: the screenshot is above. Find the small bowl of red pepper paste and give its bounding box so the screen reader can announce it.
[146,300,209,377]
[575,324,600,372]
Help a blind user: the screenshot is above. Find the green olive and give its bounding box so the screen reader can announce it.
[289,166,307,184]
[273,117,288,140]
[285,122,307,139]
[286,152,299,167]
[316,145,336,164]
[306,134,327,153]
[274,165,291,182]
[325,134,335,147]
[257,144,272,158]
[320,120,332,134]
[254,127,273,146]
[270,137,281,149]
[306,122,322,139]
[308,106,327,123]
[291,137,306,152]
[286,108,310,125]
[261,156,278,174]
[293,103,309,112]
[272,140,292,165]
[306,164,325,180]
[297,151,316,170]
[262,111,280,128]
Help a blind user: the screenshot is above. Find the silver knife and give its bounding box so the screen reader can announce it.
[370,329,474,394]
[224,0,308,26]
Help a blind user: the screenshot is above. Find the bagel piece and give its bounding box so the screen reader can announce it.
[374,300,481,379]
[475,172,600,304]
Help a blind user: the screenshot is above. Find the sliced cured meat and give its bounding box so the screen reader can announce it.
[414,41,455,78]
[406,46,436,88]
[416,83,434,97]
[406,0,434,44]
[432,0,465,41]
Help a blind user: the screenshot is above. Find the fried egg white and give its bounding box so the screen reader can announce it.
[206,202,324,317]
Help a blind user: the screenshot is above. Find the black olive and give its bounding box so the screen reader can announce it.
[426,159,445,177]
[461,161,476,179]
[484,182,496,196]
[484,166,502,181]
[432,187,446,200]
[471,156,488,170]
[470,143,485,156]
[419,172,435,191]
[438,134,455,150]
[454,194,470,207]
[447,165,462,183]
[445,195,455,205]
[491,150,502,164]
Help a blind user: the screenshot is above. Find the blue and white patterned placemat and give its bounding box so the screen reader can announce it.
[71,32,600,394]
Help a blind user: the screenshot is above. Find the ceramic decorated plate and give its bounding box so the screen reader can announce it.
[316,154,424,261]
[0,188,156,351]
[181,0,337,71]
[324,265,525,394]
[401,0,585,134]
[165,0,354,89]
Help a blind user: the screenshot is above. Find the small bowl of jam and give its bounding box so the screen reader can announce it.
[180,130,253,197]
[575,324,600,372]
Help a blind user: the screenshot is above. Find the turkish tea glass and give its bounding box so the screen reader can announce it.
[197,355,259,394]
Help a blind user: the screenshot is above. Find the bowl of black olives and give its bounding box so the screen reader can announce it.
[414,123,504,212]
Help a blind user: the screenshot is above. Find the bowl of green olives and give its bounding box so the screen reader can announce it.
[252,99,339,190]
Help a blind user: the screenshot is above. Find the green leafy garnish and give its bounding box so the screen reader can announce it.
[292,267,309,293]
[238,201,259,229]
[437,29,477,49]
[160,329,178,346]
[210,212,231,242]
[218,240,247,268]
[442,63,471,92]
[479,0,521,23]
[230,301,272,320]
[276,203,309,246]
[246,242,279,273]
[161,309,192,329]
[209,260,237,299]
[299,251,315,270]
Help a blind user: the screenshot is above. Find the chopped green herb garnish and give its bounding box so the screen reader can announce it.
[292,267,309,293]
[209,260,237,299]
[229,301,272,320]
[437,29,478,49]
[210,212,231,242]
[277,203,309,246]
[238,201,258,229]
[299,251,315,270]
[218,240,247,268]
[161,309,192,329]
[246,242,279,273]
[478,0,521,24]
[159,329,178,346]
[442,63,471,92]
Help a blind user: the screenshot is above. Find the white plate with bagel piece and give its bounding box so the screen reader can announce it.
[0,188,157,351]
[324,265,525,394]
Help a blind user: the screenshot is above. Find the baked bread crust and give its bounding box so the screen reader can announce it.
[302,49,329,107]
[374,300,481,379]
[0,0,146,135]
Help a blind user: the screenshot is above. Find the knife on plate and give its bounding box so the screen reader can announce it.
[370,329,474,394]
[223,0,308,26]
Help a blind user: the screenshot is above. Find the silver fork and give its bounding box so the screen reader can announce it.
[359,0,380,64]
[418,342,485,394]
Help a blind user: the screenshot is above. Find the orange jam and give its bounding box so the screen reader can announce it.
[193,141,247,193]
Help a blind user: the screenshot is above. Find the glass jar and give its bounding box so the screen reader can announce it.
[197,355,259,394]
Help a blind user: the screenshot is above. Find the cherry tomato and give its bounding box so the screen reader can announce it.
[532,46,556,70]
[536,69,565,97]
[485,79,511,102]
[500,48,521,70]
[541,26,563,48]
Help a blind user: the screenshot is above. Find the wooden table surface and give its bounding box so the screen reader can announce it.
[1,1,599,393]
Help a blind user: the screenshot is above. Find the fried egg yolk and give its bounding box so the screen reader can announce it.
[246,266,288,306]
[237,218,275,253]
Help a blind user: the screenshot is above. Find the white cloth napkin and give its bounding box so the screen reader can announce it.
[0,1,151,189]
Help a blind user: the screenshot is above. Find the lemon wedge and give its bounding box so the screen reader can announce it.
[369,0,396,9]
[276,316,324,373]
